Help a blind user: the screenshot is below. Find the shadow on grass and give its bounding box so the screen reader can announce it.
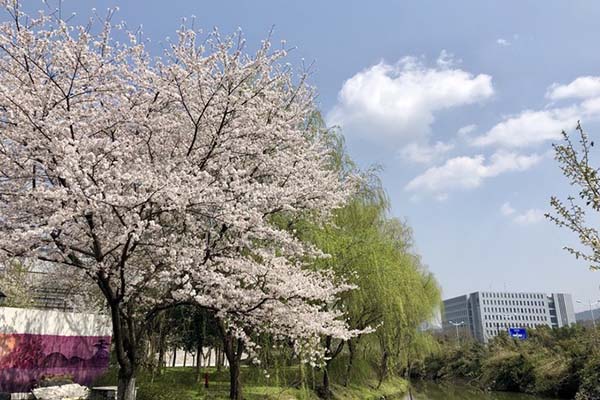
[93,366,407,400]
[93,367,320,400]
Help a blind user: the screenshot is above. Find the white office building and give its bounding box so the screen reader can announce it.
[442,291,576,343]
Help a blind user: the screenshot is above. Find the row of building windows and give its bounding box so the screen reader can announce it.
[484,314,547,322]
[481,292,544,299]
[485,322,547,329]
[483,299,544,307]
[484,307,546,315]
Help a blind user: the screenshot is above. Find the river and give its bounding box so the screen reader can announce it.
[404,382,557,400]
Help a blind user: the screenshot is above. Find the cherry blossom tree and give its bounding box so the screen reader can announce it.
[0,3,360,399]
[548,122,600,270]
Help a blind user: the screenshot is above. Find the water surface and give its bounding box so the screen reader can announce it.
[405,382,556,400]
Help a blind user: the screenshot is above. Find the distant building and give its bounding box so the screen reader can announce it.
[441,291,576,342]
[419,307,442,332]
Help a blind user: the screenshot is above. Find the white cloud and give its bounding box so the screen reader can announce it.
[496,38,511,47]
[457,124,477,142]
[547,76,600,101]
[500,202,515,216]
[436,49,460,68]
[500,202,545,225]
[405,151,541,196]
[581,97,600,116]
[406,155,487,193]
[327,53,494,142]
[398,141,454,164]
[457,124,477,136]
[471,107,579,148]
[514,209,545,225]
[486,151,543,175]
[471,76,600,149]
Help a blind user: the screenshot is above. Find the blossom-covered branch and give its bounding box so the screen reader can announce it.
[0,3,360,398]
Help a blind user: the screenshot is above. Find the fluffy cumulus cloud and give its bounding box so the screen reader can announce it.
[398,141,454,164]
[403,75,600,199]
[500,202,544,225]
[472,76,600,149]
[405,151,541,196]
[546,76,600,100]
[471,107,579,148]
[513,209,545,225]
[327,53,494,142]
[457,124,477,136]
[496,38,511,47]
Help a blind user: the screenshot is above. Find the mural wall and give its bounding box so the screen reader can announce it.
[0,307,112,392]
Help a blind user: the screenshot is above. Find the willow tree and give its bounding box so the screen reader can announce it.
[289,135,441,396]
[372,235,440,387]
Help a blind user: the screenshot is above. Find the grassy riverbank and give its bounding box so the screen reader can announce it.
[410,326,600,399]
[94,367,408,400]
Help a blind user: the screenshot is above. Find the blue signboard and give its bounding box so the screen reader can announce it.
[508,327,527,340]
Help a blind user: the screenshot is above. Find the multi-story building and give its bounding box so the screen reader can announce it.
[442,291,576,342]
[440,295,471,339]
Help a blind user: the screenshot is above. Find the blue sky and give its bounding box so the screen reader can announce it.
[42,1,600,311]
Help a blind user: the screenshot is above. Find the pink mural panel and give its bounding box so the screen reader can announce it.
[0,333,111,392]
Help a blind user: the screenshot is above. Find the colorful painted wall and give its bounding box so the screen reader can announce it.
[0,307,112,392]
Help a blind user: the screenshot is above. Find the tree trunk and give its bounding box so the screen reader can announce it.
[219,346,226,369]
[219,320,244,400]
[343,339,355,387]
[320,335,333,399]
[118,368,136,400]
[172,347,177,367]
[376,350,388,389]
[321,363,331,400]
[107,299,139,400]
[157,317,166,376]
[145,332,155,373]
[216,345,222,371]
[195,336,204,382]
[195,310,205,382]
[227,350,242,400]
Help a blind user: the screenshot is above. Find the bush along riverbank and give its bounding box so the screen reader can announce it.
[408,325,600,399]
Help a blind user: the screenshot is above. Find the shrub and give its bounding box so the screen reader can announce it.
[575,355,600,400]
[481,351,535,393]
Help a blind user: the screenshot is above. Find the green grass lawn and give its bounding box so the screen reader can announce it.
[93,367,408,400]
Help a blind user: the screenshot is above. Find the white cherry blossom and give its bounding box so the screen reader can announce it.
[0,3,361,398]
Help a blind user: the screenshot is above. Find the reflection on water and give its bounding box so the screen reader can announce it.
[404,382,556,400]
